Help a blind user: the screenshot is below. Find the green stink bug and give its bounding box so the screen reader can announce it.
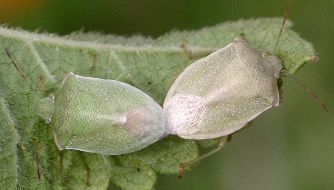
[51,73,167,155]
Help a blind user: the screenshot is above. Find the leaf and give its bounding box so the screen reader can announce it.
[0,95,19,189]
[108,136,198,189]
[61,151,111,190]
[118,136,198,174]
[0,18,315,190]
[110,158,156,190]
[66,18,315,75]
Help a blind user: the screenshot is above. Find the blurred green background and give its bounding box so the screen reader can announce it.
[1,0,333,189]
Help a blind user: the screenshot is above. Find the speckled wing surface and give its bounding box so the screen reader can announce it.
[164,38,282,139]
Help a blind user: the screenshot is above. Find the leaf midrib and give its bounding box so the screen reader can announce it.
[0,27,216,54]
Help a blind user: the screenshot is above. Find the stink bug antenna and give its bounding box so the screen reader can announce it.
[273,4,329,113]
[273,4,289,53]
[290,75,329,113]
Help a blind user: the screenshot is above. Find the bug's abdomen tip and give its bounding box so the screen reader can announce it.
[164,94,206,137]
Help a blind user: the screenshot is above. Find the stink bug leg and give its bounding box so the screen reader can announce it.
[178,137,227,179]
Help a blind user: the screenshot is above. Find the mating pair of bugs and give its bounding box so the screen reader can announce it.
[37,11,324,177]
[50,36,282,150]
[42,37,281,175]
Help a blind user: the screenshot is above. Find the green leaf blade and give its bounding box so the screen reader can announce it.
[0,18,316,190]
[0,95,19,189]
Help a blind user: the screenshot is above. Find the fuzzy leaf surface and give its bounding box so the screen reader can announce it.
[0,18,315,190]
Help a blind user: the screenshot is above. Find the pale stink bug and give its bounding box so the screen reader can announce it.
[164,38,282,140]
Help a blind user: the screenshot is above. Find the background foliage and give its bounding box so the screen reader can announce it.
[0,0,333,189]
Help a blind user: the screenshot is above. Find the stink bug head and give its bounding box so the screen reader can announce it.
[263,54,282,79]
[51,73,167,155]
